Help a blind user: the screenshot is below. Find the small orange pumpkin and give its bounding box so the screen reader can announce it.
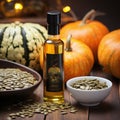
[98,29,120,79]
[63,35,94,82]
[60,9,109,62]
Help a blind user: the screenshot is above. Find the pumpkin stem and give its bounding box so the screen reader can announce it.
[80,9,105,26]
[65,34,72,52]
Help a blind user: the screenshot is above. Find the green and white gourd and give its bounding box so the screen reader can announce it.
[0,21,47,71]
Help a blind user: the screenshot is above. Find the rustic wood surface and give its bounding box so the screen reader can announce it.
[0,65,120,120]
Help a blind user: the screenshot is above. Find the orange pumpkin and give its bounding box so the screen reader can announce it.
[63,36,94,82]
[60,9,109,62]
[98,29,120,79]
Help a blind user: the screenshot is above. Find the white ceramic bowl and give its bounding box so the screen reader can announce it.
[66,76,112,106]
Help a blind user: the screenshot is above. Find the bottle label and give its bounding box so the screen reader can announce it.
[46,54,63,92]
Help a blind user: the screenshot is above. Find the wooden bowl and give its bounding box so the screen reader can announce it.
[0,59,42,98]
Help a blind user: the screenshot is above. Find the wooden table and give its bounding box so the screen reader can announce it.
[0,65,120,120]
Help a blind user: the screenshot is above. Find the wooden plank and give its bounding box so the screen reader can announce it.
[46,110,61,120]
[63,89,89,120]
[89,66,120,120]
[119,80,120,103]
[89,79,120,120]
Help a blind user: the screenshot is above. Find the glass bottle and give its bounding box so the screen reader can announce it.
[43,11,64,104]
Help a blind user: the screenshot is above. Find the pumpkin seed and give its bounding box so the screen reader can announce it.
[7,117,12,120]
[0,68,38,91]
[70,107,78,113]
[61,111,67,115]
[8,99,78,119]
[71,79,108,90]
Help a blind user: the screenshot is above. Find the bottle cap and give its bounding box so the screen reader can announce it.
[47,11,61,25]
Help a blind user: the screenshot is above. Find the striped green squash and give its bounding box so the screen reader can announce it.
[0,21,47,71]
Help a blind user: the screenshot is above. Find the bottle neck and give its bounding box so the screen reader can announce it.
[47,24,60,35]
[48,34,60,40]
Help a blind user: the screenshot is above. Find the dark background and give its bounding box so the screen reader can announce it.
[47,0,119,31]
[60,0,120,31]
[0,0,119,31]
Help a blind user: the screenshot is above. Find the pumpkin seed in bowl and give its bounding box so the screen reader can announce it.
[66,76,112,106]
[71,79,108,90]
[0,68,38,91]
[0,59,42,98]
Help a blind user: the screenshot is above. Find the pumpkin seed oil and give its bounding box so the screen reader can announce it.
[43,11,64,104]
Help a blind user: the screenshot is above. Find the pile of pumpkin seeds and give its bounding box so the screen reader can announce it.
[0,68,38,91]
[71,79,108,90]
[7,99,78,120]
